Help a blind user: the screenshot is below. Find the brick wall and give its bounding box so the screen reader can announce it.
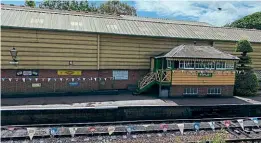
[1,69,148,95]
[170,85,234,97]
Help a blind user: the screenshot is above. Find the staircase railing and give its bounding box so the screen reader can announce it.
[138,72,157,89]
[137,69,172,93]
[155,69,172,82]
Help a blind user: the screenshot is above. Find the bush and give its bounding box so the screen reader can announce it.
[234,40,259,96]
[236,40,253,53]
[234,71,259,96]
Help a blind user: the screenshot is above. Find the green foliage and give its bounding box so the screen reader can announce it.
[39,0,97,11]
[199,129,227,143]
[234,40,259,96]
[38,0,136,15]
[25,0,36,8]
[99,0,137,15]
[236,40,253,53]
[225,12,261,30]
[238,55,252,64]
[235,71,259,96]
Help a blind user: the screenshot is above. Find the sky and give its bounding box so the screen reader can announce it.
[2,0,261,26]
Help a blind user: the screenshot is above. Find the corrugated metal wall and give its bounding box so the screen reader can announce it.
[2,28,261,70]
[1,28,98,69]
[214,41,261,70]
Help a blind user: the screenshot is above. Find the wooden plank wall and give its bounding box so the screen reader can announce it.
[214,41,261,70]
[1,28,98,69]
[170,70,236,85]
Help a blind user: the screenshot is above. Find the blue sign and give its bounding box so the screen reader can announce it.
[194,122,200,131]
[69,82,79,86]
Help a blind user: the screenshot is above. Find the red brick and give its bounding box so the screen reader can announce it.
[1,69,148,95]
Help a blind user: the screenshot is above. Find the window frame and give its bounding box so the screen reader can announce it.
[167,60,175,69]
[183,88,198,95]
[207,88,221,95]
[179,61,194,69]
[216,61,226,70]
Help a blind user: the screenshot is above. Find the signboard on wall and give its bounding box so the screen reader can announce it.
[69,82,79,86]
[198,72,213,77]
[113,70,128,80]
[57,70,82,76]
[17,70,39,76]
[32,83,41,88]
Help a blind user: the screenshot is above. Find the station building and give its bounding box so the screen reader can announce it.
[1,5,261,96]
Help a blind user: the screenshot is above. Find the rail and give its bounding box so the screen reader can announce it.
[1,117,260,142]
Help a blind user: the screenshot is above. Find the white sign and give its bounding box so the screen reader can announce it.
[113,70,128,80]
[32,83,41,88]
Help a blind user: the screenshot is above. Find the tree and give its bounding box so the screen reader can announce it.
[38,0,135,15]
[225,12,261,30]
[99,0,136,15]
[25,0,36,8]
[234,40,259,96]
[39,0,97,11]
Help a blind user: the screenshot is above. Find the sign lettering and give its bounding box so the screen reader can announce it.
[57,70,82,76]
[113,70,128,80]
[198,72,212,77]
[17,70,39,76]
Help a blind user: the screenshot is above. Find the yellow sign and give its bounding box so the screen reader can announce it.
[57,70,82,76]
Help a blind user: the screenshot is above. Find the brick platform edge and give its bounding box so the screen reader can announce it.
[1,69,148,95]
[170,85,234,97]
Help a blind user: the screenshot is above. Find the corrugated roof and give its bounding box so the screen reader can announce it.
[120,15,212,26]
[1,6,261,43]
[158,45,239,60]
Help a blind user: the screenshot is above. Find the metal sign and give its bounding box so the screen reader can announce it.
[113,70,128,80]
[69,82,79,86]
[198,72,212,77]
[17,70,39,76]
[57,70,82,76]
[32,83,41,88]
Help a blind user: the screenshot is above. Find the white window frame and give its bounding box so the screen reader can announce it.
[216,61,226,70]
[167,60,171,68]
[167,60,175,69]
[179,61,194,69]
[225,63,235,70]
[207,88,221,95]
[205,61,215,70]
[195,61,204,69]
[183,88,198,95]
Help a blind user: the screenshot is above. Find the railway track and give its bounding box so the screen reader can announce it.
[1,117,260,142]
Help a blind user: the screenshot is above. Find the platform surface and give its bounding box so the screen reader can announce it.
[2,93,261,110]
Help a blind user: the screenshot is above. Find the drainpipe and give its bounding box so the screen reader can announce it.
[97,34,100,70]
